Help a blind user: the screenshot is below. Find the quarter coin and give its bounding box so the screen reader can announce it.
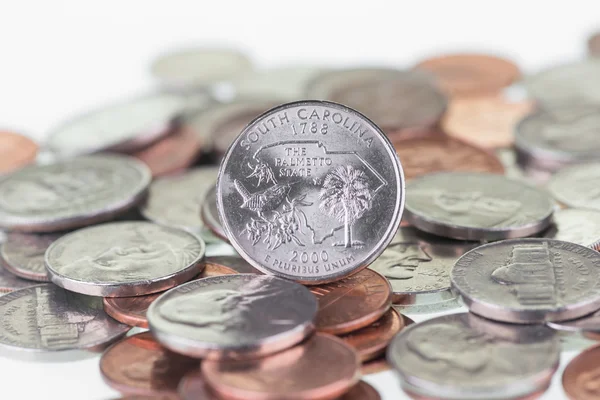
[542,208,600,250]
[147,274,317,360]
[200,186,228,242]
[452,238,600,323]
[217,100,405,284]
[0,232,63,281]
[0,130,38,174]
[404,172,554,240]
[45,221,205,297]
[0,154,151,232]
[547,163,600,212]
[562,344,600,400]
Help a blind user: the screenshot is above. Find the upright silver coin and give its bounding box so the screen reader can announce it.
[201,185,228,242]
[147,274,317,359]
[0,284,130,353]
[515,105,600,171]
[547,162,600,211]
[0,261,36,292]
[368,226,478,304]
[542,208,600,250]
[217,101,405,284]
[404,172,554,240]
[233,66,326,100]
[452,238,600,323]
[45,221,205,297]
[0,232,64,281]
[0,154,151,232]
[140,167,219,243]
[46,93,188,157]
[387,313,559,400]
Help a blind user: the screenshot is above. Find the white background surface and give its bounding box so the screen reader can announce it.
[0,1,599,399]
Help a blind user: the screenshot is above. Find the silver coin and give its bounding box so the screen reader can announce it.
[233,66,327,100]
[46,93,188,157]
[201,185,228,242]
[0,154,151,232]
[542,208,600,250]
[546,309,600,332]
[452,238,600,323]
[147,274,317,359]
[0,283,129,352]
[515,105,600,171]
[547,162,600,211]
[0,259,37,292]
[217,101,405,284]
[404,172,554,240]
[151,47,253,91]
[140,167,220,243]
[368,226,478,304]
[393,295,462,315]
[45,221,205,297]
[495,148,528,182]
[0,232,64,281]
[387,312,559,400]
[304,68,401,99]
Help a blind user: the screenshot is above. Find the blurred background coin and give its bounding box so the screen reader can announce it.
[541,208,600,250]
[588,31,600,57]
[546,162,600,212]
[200,185,228,242]
[0,232,63,281]
[562,344,600,400]
[0,130,38,174]
[0,261,36,292]
[233,66,326,100]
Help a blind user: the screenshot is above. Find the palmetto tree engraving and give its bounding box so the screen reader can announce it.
[319,165,373,248]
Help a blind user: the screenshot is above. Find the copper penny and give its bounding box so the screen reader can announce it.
[588,32,600,57]
[361,356,391,375]
[340,308,405,362]
[179,371,218,400]
[339,381,381,400]
[100,331,199,397]
[310,268,392,335]
[392,131,504,180]
[415,53,521,97]
[442,95,535,148]
[202,255,262,276]
[0,130,38,174]
[562,344,600,400]
[202,333,360,400]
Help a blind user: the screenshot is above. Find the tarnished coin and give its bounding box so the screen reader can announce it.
[0,260,36,292]
[200,186,228,242]
[140,167,219,242]
[147,274,317,359]
[0,284,129,353]
[589,32,600,57]
[368,226,479,304]
[0,232,63,281]
[452,238,600,323]
[100,332,198,397]
[547,163,600,212]
[392,132,504,180]
[563,344,600,400]
[515,105,600,171]
[0,154,151,232]
[542,209,600,250]
[387,313,560,400]
[415,53,521,96]
[46,221,205,297]
[217,101,404,284]
[405,172,554,240]
[0,130,38,174]
[310,268,392,335]
[47,93,188,157]
[233,66,326,100]
[150,47,253,91]
[201,333,360,400]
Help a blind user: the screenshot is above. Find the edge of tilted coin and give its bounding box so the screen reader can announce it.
[215,100,405,285]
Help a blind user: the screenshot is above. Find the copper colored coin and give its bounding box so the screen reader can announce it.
[442,95,535,149]
[201,333,360,400]
[562,344,600,400]
[0,130,38,174]
[361,356,391,375]
[339,381,381,400]
[392,132,504,180]
[340,308,405,362]
[202,255,262,276]
[310,268,392,335]
[588,32,600,57]
[179,371,218,400]
[415,53,521,97]
[100,331,199,397]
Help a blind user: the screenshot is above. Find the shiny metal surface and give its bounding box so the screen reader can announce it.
[542,208,600,250]
[546,162,600,212]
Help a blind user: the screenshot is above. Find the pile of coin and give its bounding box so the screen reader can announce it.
[2,33,600,399]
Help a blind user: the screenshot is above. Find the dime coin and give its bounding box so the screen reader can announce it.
[589,32,600,57]
[562,344,600,400]
[0,284,130,352]
[100,331,198,397]
[542,209,600,250]
[0,260,36,292]
[414,53,521,96]
[547,309,600,333]
[452,238,600,323]
[201,333,360,400]
[441,95,535,149]
[368,226,479,304]
[178,371,217,400]
[200,186,228,242]
[340,308,405,362]
[140,167,219,241]
[150,47,253,91]
[392,132,504,180]
[46,93,188,157]
[310,268,392,335]
[515,105,600,171]
[217,101,405,284]
[0,130,38,174]
[387,312,559,400]
[0,232,63,281]
[46,221,205,297]
[547,163,600,212]
[147,274,317,359]
[233,66,326,100]
[0,154,151,232]
[339,381,381,400]
[404,172,554,240]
